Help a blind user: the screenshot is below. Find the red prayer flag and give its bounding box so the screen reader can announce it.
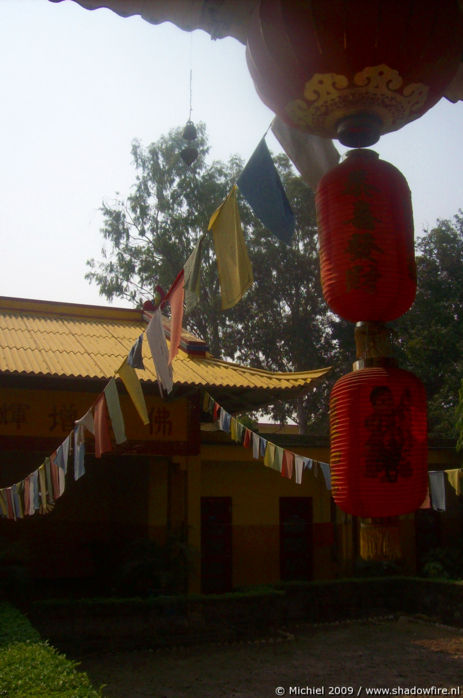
[93,394,113,458]
[281,450,295,480]
[243,428,252,448]
[166,269,185,365]
[23,477,31,516]
[6,488,14,520]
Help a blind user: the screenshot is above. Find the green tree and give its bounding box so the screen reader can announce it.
[222,153,353,432]
[395,212,463,440]
[86,123,239,357]
[86,124,352,432]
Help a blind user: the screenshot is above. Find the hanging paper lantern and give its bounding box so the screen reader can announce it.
[329,364,428,519]
[315,149,416,323]
[246,0,463,146]
[180,145,199,166]
[182,120,198,141]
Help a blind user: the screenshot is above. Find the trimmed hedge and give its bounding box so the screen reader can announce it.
[0,602,101,697]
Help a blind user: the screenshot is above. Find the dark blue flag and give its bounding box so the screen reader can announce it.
[127,334,145,370]
[237,138,294,244]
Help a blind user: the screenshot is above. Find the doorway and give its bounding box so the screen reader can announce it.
[279,497,313,581]
[201,496,232,593]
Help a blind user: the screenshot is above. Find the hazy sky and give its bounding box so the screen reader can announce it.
[1,0,463,308]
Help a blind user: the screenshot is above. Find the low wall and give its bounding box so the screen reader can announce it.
[28,578,463,654]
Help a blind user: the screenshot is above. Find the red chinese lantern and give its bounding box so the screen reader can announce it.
[329,364,428,519]
[315,149,416,323]
[246,0,463,146]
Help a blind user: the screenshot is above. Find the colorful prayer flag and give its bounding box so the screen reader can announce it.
[208,185,253,310]
[281,450,294,480]
[93,394,113,458]
[127,334,145,370]
[237,138,294,243]
[294,455,306,485]
[145,309,173,395]
[166,269,185,365]
[184,235,205,314]
[264,442,275,468]
[117,359,149,426]
[271,116,340,192]
[318,461,331,490]
[273,446,284,473]
[104,378,127,445]
[73,425,86,480]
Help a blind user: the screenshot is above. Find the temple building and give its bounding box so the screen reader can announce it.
[0,296,459,594]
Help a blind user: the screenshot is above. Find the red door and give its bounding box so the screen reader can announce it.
[279,497,313,581]
[201,497,232,593]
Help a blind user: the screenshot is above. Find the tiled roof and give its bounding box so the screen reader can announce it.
[0,297,330,412]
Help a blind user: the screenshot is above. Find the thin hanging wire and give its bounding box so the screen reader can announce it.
[188,33,193,122]
[188,68,193,122]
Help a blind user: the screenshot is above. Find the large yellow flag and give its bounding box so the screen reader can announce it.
[117,359,149,426]
[208,185,253,310]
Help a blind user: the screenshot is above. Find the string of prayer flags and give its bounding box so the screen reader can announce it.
[104,378,127,445]
[117,359,150,426]
[237,138,294,244]
[127,334,145,370]
[0,430,70,520]
[208,185,253,310]
[184,235,205,314]
[166,269,185,365]
[93,394,113,458]
[145,308,173,395]
[271,116,340,192]
[202,391,332,489]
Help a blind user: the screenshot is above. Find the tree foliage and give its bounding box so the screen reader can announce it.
[395,213,463,440]
[86,124,352,433]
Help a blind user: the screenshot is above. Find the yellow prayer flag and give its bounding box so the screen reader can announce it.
[208,185,253,310]
[117,359,149,426]
[264,442,276,468]
[446,469,463,496]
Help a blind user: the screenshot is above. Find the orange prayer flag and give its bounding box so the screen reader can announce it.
[166,269,185,365]
[93,394,113,458]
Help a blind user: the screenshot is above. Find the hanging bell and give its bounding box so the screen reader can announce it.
[182,120,197,141]
[180,145,198,166]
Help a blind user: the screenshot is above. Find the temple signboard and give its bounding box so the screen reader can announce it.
[0,387,198,455]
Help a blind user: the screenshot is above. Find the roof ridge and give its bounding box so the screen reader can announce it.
[0,296,142,322]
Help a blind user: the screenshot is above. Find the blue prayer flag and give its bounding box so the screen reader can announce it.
[237,138,294,244]
[127,334,145,370]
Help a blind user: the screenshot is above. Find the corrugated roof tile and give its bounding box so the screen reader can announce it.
[0,297,330,404]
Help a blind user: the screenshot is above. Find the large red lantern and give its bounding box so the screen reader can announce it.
[330,364,428,519]
[246,0,463,146]
[315,149,416,323]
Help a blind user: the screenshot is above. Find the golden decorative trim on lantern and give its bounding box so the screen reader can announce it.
[286,64,429,138]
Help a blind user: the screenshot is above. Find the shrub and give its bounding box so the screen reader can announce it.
[0,602,101,697]
[420,547,463,580]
